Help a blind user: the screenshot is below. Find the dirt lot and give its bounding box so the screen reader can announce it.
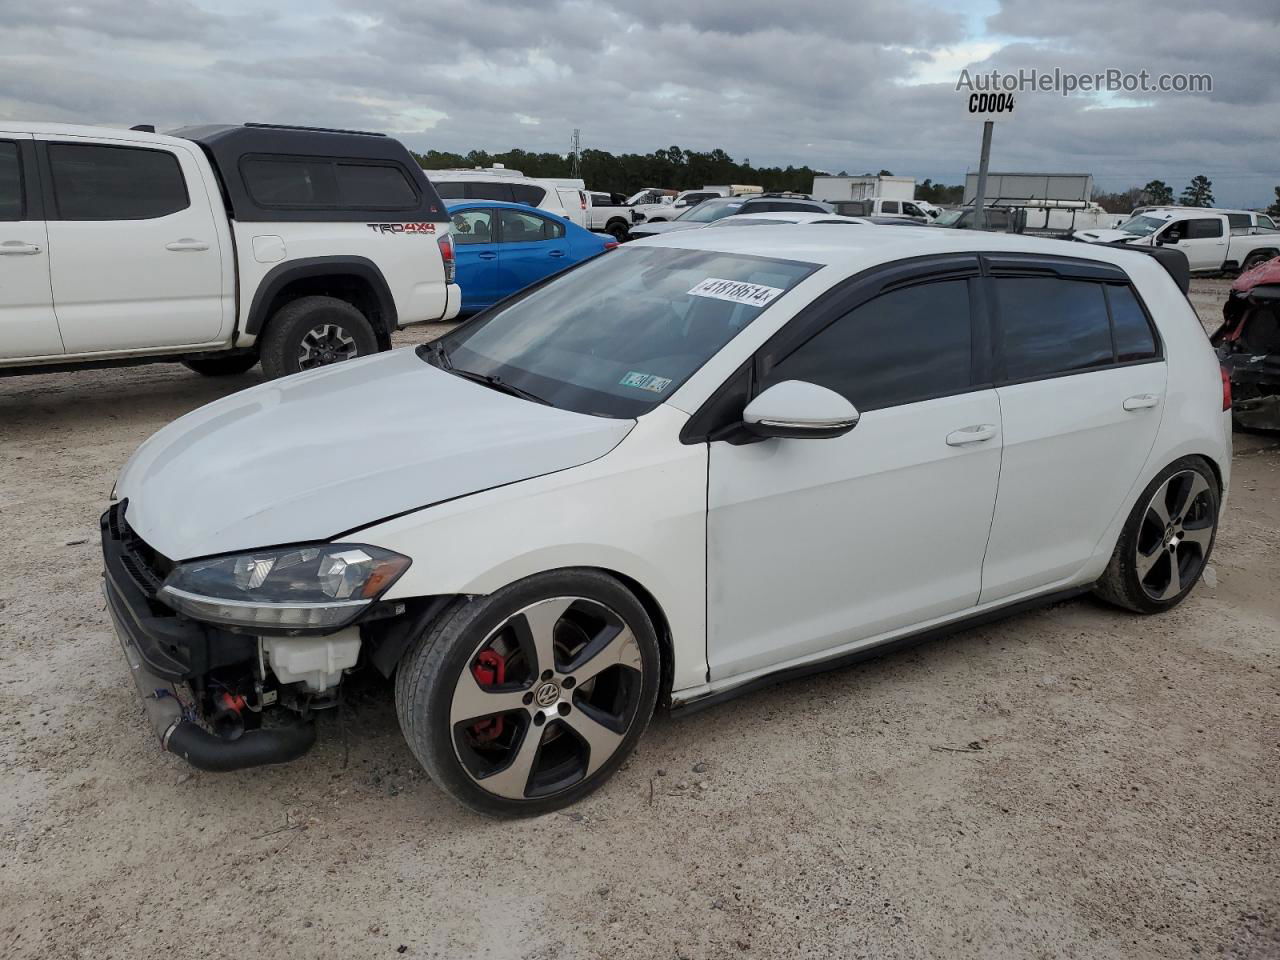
[1,279,1277,960]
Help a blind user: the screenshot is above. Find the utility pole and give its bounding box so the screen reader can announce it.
[972,120,993,231]
[570,128,581,178]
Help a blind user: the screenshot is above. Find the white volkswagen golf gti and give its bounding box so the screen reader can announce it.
[103,227,1231,815]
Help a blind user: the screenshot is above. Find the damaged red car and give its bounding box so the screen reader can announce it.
[1213,255,1280,430]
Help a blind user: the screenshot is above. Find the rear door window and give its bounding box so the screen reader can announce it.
[881,200,900,214]
[0,141,21,220]
[510,183,547,206]
[1105,285,1159,361]
[762,278,974,411]
[1185,218,1223,239]
[434,181,465,199]
[995,277,1115,380]
[500,209,563,242]
[49,143,189,220]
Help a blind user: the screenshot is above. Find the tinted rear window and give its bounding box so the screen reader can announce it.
[465,181,515,202]
[1106,285,1159,362]
[434,182,465,199]
[49,143,189,220]
[511,183,546,206]
[0,141,21,220]
[996,277,1114,380]
[242,156,418,210]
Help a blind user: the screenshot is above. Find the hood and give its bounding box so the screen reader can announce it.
[1232,254,1280,293]
[1073,228,1139,244]
[117,348,634,560]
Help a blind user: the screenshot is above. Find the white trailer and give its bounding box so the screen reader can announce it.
[963,172,1093,207]
[811,175,916,203]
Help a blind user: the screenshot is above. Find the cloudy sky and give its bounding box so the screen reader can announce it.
[1,0,1277,206]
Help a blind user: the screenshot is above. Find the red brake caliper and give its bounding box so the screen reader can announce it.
[469,650,507,743]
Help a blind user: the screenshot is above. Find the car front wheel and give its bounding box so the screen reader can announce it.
[395,570,661,816]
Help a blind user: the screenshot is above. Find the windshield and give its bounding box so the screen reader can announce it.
[932,210,964,226]
[1117,215,1166,236]
[677,199,744,223]
[428,246,819,418]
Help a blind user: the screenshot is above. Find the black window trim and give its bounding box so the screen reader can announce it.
[0,138,32,222]
[681,253,987,444]
[239,153,421,212]
[41,140,191,221]
[980,253,1164,387]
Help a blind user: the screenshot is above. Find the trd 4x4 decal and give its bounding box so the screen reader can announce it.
[366,222,437,234]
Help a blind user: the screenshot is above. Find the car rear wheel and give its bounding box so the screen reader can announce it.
[395,570,661,816]
[259,295,379,379]
[1093,457,1219,613]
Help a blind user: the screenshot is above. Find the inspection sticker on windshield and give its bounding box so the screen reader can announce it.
[620,371,673,393]
[688,277,785,307]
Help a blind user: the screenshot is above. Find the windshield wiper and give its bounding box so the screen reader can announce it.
[447,367,551,406]
[424,339,453,369]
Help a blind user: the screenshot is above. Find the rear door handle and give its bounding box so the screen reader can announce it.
[549,249,566,258]
[478,251,497,260]
[165,239,209,252]
[946,424,997,446]
[1123,394,1160,411]
[0,241,42,255]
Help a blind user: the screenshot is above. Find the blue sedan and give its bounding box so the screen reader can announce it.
[446,200,618,314]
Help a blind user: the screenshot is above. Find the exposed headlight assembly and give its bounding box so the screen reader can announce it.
[159,544,411,631]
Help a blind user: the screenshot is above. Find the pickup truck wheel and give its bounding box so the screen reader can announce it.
[395,570,661,817]
[182,354,259,377]
[259,296,378,379]
[606,221,630,242]
[1241,251,1275,273]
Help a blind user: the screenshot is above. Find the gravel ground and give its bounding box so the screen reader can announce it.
[1,279,1277,960]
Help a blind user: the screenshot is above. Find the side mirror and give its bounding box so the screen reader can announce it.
[742,380,860,439]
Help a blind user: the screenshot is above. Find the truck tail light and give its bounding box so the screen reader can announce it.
[1221,366,1232,411]
[438,233,456,284]
[580,191,587,210]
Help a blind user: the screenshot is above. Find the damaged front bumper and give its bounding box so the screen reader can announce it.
[101,505,317,771]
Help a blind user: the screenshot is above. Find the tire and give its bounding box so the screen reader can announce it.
[1240,251,1275,273]
[395,569,661,817]
[1093,456,1220,614]
[182,354,259,377]
[258,295,379,380]
[606,221,630,242]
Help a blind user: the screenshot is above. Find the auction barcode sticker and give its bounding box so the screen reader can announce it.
[688,277,785,307]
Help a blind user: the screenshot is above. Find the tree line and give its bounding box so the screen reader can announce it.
[1092,175,1280,215]
[411,145,968,202]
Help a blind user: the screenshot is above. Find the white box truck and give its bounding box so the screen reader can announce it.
[811,175,916,203]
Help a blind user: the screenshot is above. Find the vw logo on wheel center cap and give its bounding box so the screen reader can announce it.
[535,681,561,707]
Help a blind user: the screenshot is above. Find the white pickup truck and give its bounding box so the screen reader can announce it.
[0,122,459,379]
[1074,208,1280,274]
[585,191,639,242]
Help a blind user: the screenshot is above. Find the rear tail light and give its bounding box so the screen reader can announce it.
[603,241,619,251]
[580,191,587,210]
[438,232,456,284]
[1221,366,1232,411]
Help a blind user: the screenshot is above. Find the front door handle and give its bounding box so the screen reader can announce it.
[165,239,209,252]
[1123,394,1160,411]
[946,424,997,446]
[478,251,497,260]
[549,249,566,258]
[0,241,42,255]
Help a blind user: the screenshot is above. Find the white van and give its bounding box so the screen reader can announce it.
[425,168,590,228]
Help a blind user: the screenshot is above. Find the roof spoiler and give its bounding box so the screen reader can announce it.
[1104,242,1190,295]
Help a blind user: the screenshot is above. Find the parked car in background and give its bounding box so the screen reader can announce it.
[1073,209,1280,273]
[632,185,763,223]
[829,197,931,222]
[629,194,833,239]
[624,188,676,207]
[426,168,590,228]
[447,201,616,314]
[0,122,458,379]
[585,192,639,241]
[103,225,1230,816]
[1212,254,1280,430]
[928,207,1016,232]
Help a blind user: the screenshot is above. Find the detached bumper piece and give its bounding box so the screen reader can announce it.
[102,503,317,771]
